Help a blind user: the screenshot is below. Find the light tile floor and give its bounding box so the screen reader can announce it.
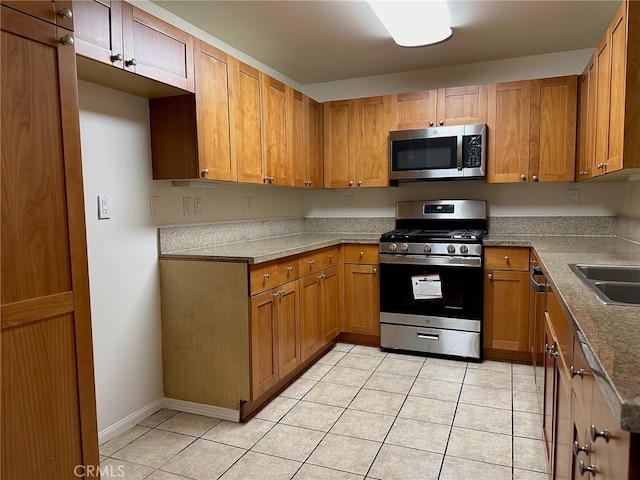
[100,343,548,480]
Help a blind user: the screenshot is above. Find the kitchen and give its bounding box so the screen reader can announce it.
[2,0,640,479]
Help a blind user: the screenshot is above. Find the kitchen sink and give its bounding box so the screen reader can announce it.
[569,264,640,306]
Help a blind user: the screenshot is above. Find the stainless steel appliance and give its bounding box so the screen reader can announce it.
[389,124,486,181]
[379,200,487,360]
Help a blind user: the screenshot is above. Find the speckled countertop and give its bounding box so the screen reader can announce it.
[160,233,381,264]
[485,234,640,433]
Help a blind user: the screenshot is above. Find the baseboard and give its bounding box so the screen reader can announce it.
[163,397,240,423]
[98,398,164,445]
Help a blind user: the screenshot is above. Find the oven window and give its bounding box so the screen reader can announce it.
[379,263,483,320]
[392,137,457,171]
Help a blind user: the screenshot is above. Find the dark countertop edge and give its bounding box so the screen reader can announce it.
[485,235,640,433]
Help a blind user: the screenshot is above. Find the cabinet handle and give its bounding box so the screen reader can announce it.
[57,7,73,18]
[504,256,509,263]
[269,176,274,182]
[348,180,354,186]
[429,121,434,127]
[262,273,270,280]
[359,251,364,257]
[590,424,609,443]
[328,254,334,260]
[373,267,377,274]
[488,273,493,279]
[579,461,596,477]
[111,53,123,62]
[201,168,209,177]
[263,177,268,183]
[273,291,280,298]
[357,180,362,186]
[545,343,558,358]
[286,266,293,272]
[308,181,312,187]
[308,260,315,265]
[125,58,137,67]
[573,441,590,457]
[439,120,444,126]
[59,35,74,46]
[532,175,538,182]
[570,366,585,378]
[520,174,527,181]
[280,289,285,296]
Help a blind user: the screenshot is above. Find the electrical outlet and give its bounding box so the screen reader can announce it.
[568,189,580,205]
[149,196,159,217]
[345,194,354,208]
[183,197,192,216]
[194,197,202,216]
[98,195,111,219]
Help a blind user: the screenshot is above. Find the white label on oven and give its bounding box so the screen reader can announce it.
[411,274,443,300]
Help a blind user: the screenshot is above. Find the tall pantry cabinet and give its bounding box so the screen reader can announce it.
[1,3,99,477]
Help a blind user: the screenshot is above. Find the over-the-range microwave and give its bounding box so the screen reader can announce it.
[389,124,486,181]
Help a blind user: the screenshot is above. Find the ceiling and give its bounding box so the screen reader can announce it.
[152,0,620,85]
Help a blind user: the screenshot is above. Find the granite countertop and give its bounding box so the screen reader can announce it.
[485,234,640,433]
[160,232,381,264]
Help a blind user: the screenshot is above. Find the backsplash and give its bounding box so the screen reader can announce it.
[488,216,616,236]
[304,217,394,234]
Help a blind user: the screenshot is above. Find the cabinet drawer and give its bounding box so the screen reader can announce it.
[572,335,593,420]
[485,247,530,271]
[344,244,379,264]
[278,257,299,283]
[249,261,282,295]
[298,247,339,276]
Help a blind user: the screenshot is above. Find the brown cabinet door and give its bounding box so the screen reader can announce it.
[320,267,339,343]
[1,7,98,476]
[3,0,74,30]
[344,264,380,336]
[542,316,557,469]
[288,87,306,187]
[231,59,264,184]
[436,85,488,126]
[356,95,391,187]
[594,35,611,178]
[606,3,626,173]
[530,76,577,182]
[323,100,355,187]
[305,97,323,188]
[555,363,573,480]
[486,81,531,183]
[299,274,322,362]
[576,58,595,181]
[121,3,194,92]
[392,90,437,130]
[261,74,289,185]
[277,281,301,378]
[250,290,279,400]
[73,0,124,66]
[194,40,235,181]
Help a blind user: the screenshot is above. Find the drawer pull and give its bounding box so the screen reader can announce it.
[590,424,609,443]
[328,254,334,260]
[273,291,280,298]
[579,461,596,476]
[308,260,315,265]
[286,266,294,272]
[417,333,439,341]
[573,441,589,457]
[545,343,559,359]
[359,251,364,257]
[570,366,585,378]
[504,256,510,262]
[373,267,377,274]
[262,273,270,280]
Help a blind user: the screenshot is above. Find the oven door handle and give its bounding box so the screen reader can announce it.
[417,333,439,341]
[530,266,546,292]
[379,253,482,268]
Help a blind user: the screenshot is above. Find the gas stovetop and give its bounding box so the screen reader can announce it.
[380,228,486,242]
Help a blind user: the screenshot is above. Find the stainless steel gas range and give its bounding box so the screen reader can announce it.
[379,200,487,360]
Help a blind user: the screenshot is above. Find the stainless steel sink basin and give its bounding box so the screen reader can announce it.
[569,264,640,306]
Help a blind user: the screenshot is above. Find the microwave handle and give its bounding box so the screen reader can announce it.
[456,133,463,170]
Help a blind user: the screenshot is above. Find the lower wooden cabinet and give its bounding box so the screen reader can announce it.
[300,266,338,362]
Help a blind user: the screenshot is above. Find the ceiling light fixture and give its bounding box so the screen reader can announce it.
[368,0,452,47]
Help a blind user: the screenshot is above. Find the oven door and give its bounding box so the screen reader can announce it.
[379,257,483,320]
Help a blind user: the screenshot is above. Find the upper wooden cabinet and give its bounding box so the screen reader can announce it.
[392,85,487,130]
[577,56,596,180]
[74,1,195,92]
[261,74,290,185]
[3,0,74,30]
[324,95,391,188]
[293,96,323,188]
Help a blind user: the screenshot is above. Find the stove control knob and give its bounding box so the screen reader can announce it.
[460,245,469,254]
[400,243,409,252]
[447,244,456,254]
[389,243,398,252]
[423,244,431,253]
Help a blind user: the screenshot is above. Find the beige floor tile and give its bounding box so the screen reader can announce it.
[337,352,384,371]
[219,451,300,480]
[350,345,387,357]
[307,433,381,475]
[255,396,299,422]
[280,400,344,431]
[385,418,450,454]
[303,382,360,407]
[384,352,426,364]
[512,363,536,376]
[467,359,512,374]
[424,357,467,368]
[513,373,539,393]
[398,396,456,426]
[293,464,364,480]
[100,425,151,456]
[333,343,355,353]
[161,439,245,480]
[321,366,372,388]
[317,350,348,365]
[418,363,466,383]
[252,423,324,461]
[368,444,442,480]
[145,471,191,480]
[514,390,541,413]
[439,456,512,480]
[464,368,511,389]
[363,371,415,395]
[513,437,547,472]
[514,468,549,480]
[446,427,512,467]
[99,458,154,479]
[111,430,195,468]
[459,384,512,410]
[513,411,544,439]
[409,378,461,402]
[281,378,318,399]
[202,418,275,449]
[329,409,395,442]
[301,362,333,381]
[156,412,221,437]
[453,403,512,435]
[137,409,178,428]
[100,455,107,463]
[349,389,406,416]
[376,358,422,377]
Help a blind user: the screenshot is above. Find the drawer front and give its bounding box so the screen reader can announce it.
[278,256,299,283]
[572,335,593,420]
[485,247,530,271]
[250,261,282,294]
[344,244,379,264]
[299,247,339,276]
